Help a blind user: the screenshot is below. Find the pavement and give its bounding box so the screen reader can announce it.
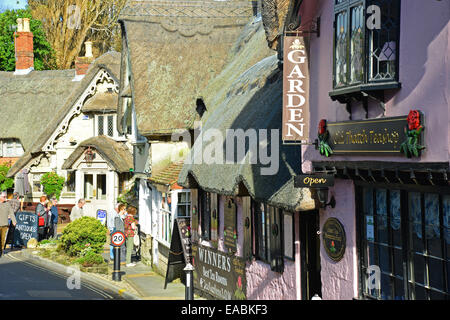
[3,223,189,300]
[101,243,188,300]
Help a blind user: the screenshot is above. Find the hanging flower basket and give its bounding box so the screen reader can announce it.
[318,119,333,157]
[400,110,425,158]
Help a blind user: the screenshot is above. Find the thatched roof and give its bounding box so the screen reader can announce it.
[62,135,133,173]
[148,160,184,187]
[178,22,315,212]
[0,69,76,153]
[4,51,121,178]
[82,91,118,113]
[118,0,254,137]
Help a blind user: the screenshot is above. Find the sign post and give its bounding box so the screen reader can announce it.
[111,231,125,281]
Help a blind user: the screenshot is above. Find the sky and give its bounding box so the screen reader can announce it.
[0,0,28,12]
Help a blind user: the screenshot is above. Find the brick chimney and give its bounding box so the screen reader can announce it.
[14,18,34,75]
[73,41,94,81]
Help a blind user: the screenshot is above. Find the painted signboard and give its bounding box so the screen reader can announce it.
[283,36,310,143]
[192,244,246,300]
[13,211,38,247]
[223,197,237,252]
[294,174,335,188]
[322,217,346,262]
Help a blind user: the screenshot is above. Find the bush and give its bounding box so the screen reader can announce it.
[40,171,65,200]
[75,250,104,267]
[60,217,107,257]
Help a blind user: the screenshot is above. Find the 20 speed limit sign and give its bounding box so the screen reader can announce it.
[111,231,125,247]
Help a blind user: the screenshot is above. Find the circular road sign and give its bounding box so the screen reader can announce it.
[111,231,125,247]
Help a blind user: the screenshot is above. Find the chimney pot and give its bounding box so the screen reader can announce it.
[17,18,23,32]
[22,18,30,32]
[84,41,93,58]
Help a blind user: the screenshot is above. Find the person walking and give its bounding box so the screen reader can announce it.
[124,206,138,267]
[0,195,16,257]
[49,198,59,239]
[70,198,85,222]
[108,203,120,261]
[7,192,22,249]
[35,196,48,241]
[114,204,127,263]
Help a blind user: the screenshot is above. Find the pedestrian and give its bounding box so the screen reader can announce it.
[0,195,16,257]
[70,198,85,222]
[8,192,22,215]
[49,198,59,239]
[124,206,138,267]
[114,204,127,263]
[108,203,120,261]
[35,196,48,241]
[7,192,22,249]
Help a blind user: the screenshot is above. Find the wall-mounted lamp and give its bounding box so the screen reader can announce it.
[315,188,336,209]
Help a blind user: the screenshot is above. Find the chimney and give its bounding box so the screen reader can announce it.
[74,41,95,81]
[14,18,34,75]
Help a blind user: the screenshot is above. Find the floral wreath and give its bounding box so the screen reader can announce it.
[400,110,425,158]
[318,119,333,157]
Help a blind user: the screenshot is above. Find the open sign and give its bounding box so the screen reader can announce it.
[111,231,125,247]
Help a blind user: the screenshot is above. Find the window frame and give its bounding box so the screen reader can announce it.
[331,0,401,95]
[176,190,191,218]
[356,181,450,300]
[95,114,116,138]
[252,200,285,272]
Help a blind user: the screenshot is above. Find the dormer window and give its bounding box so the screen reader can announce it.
[96,114,116,138]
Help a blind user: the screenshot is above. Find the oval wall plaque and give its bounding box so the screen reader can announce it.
[322,218,346,262]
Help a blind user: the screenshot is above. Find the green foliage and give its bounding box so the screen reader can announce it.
[0,8,56,71]
[117,187,135,206]
[60,217,107,257]
[40,172,65,200]
[75,250,105,267]
[0,164,14,191]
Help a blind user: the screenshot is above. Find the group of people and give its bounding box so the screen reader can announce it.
[107,203,139,267]
[35,195,59,241]
[0,193,20,257]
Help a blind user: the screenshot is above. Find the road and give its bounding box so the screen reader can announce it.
[0,252,122,300]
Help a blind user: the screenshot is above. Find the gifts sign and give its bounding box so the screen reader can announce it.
[283,36,310,143]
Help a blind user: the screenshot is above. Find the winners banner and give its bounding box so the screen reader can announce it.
[283,36,310,143]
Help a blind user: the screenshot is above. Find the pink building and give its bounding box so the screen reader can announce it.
[179,0,450,300]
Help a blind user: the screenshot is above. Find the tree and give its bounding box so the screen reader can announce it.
[0,8,56,71]
[0,164,14,191]
[28,0,126,70]
[40,172,65,200]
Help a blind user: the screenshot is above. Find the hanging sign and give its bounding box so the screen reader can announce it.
[283,36,310,143]
[322,218,346,262]
[294,174,335,188]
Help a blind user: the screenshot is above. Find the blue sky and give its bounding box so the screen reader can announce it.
[0,0,28,11]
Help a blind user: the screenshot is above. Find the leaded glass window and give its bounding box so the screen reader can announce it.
[333,0,400,89]
[358,185,450,300]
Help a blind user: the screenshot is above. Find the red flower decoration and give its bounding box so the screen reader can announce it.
[407,110,421,131]
[237,276,242,289]
[318,119,327,135]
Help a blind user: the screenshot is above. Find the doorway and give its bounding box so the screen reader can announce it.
[300,210,322,300]
[83,172,108,217]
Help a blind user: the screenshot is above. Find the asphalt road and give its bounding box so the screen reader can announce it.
[0,252,122,300]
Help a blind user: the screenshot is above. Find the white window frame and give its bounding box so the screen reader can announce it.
[94,114,117,138]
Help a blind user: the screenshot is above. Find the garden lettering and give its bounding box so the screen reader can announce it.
[283,36,310,143]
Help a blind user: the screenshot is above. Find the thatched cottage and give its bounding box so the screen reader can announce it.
[116,0,255,277]
[0,18,134,221]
